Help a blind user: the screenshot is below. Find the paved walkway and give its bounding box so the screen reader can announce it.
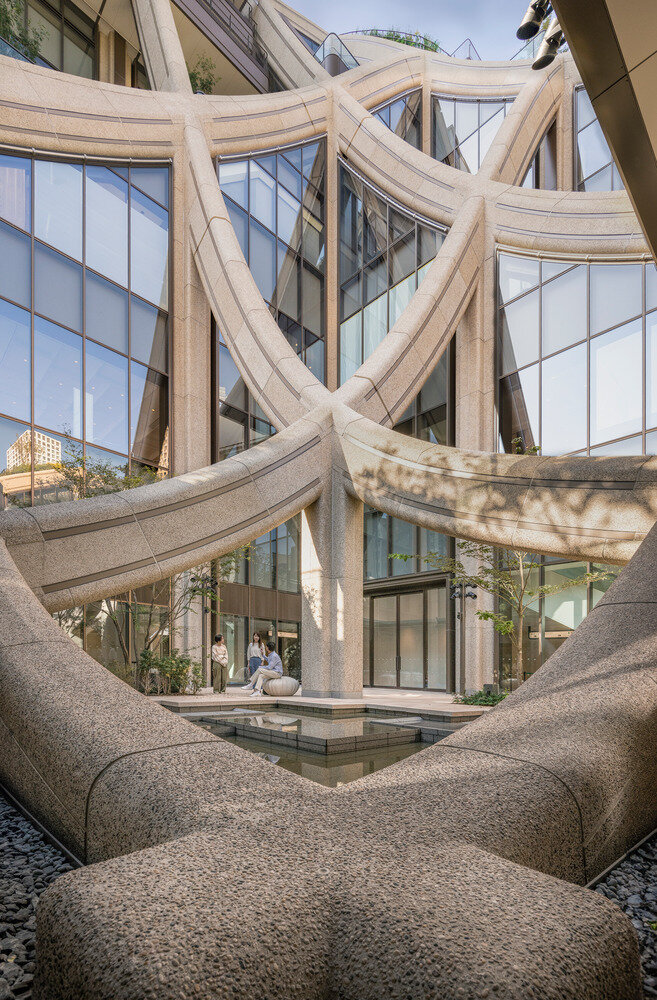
[155,687,487,720]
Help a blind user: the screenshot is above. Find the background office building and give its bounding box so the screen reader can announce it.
[0,0,649,694]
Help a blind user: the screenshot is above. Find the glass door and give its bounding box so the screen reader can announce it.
[365,583,450,690]
[372,594,396,686]
[398,592,424,688]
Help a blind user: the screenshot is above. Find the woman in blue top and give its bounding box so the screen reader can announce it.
[246,632,265,680]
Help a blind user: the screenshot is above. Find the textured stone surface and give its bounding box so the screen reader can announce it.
[263,676,301,696]
[0,0,656,996]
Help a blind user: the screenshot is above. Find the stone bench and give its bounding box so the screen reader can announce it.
[263,675,300,696]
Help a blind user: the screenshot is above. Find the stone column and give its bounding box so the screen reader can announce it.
[454,263,496,692]
[301,474,363,698]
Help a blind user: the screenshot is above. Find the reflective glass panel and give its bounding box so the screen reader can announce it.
[646,263,657,313]
[0,299,30,422]
[590,319,642,445]
[34,160,83,260]
[34,317,82,437]
[499,365,539,454]
[391,518,415,576]
[131,166,169,208]
[340,313,361,383]
[35,243,82,332]
[219,161,248,210]
[277,186,301,248]
[131,362,167,465]
[646,312,657,430]
[590,435,642,455]
[86,273,128,354]
[589,263,642,335]
[541,343,586,454]
[372,594,396,686]
[0,221,30,309]
[0,155,30,231]
[249,220,276,303]
[399,592,423,688]
[225,199,248,259]
[0,416,33,509]
[389,273,415,327]
[85,166,128,287]
[131,296,168,372]
[217,408,246,461]
[541,265,587,355]
[498,254,540,304]
[363,293,387,359]
[130,189,169,308]
[364,506,388,580]
[85,341,129,454]
[576,120,611,186]
[576,87,596,131]
[250,162,276,231]
[427,585,447,689]
[302,263,323,336]
[500,289,539,374]
[218,341,246,411]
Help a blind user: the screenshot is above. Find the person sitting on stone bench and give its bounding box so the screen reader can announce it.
[241,641,283,697]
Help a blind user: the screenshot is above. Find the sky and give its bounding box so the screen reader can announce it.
[291,0,525,60]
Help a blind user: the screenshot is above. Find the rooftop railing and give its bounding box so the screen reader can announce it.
[314,32,358,75]
[345,29,481,60]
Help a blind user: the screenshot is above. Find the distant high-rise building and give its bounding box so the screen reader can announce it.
[6,430,61,471]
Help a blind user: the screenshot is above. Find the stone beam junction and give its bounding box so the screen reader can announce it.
[0,0,656,997]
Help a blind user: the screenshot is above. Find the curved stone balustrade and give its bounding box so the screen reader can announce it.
[0,0,656,996]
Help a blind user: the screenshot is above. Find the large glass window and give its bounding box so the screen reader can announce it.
[371,90,422,150]
[217,139,326,380]
[338,162,446,384]
[0,151,171,507]
[574,87,624,192]
[498,253,657,456]
[25,0,95,77]
[432,96,512,172]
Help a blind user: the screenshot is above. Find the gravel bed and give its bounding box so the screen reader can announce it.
[0,794,73,1000]
[595,832,657,998]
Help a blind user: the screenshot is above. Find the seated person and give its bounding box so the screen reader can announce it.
[241,640,283,696]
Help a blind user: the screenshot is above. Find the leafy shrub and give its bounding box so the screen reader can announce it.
[454,690,508,706]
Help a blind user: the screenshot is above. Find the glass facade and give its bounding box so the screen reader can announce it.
[574,86,624,192]
[339,161,446,384]
[498,252,657,456]
[432,96,512,172]
[362,343,454,690]
[0,152,170,509]
[371,90,422,150]
[217,139,326,382]
[25,0,95,77]
[498,559,618,688]
[521,120,557,189]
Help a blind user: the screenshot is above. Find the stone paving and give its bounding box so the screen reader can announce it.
[1,785,657,998]
[0,795,73,1000]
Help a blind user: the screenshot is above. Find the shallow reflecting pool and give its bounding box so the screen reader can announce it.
[219,732,424,787]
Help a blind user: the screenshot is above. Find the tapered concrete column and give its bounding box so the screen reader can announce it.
[301,475,363,698]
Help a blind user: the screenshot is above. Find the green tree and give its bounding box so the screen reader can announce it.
[0,0,46,60]
[188,55,219,94]
[403,540,613,688]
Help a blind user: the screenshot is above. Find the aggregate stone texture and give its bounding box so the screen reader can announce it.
[0,795,72,1000]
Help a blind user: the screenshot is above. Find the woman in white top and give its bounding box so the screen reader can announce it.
[246,632,265,680]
